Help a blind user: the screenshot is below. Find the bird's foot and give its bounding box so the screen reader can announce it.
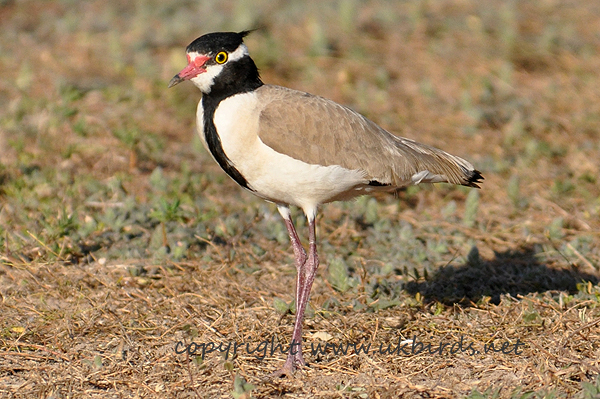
[268,352,306,379]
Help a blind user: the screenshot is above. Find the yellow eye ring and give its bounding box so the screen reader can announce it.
[215,51,228,64]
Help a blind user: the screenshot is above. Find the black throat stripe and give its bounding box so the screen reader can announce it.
[202,95,251,190]
[198,53,263,191]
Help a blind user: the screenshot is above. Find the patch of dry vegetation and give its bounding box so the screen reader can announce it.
[1,0,599,398]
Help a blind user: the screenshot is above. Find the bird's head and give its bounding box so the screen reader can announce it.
[168,31,261,95]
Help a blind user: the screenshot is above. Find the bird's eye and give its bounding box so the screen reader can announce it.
[215,51,228,64]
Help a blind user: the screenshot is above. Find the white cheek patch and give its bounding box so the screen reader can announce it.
[191,64,224,93]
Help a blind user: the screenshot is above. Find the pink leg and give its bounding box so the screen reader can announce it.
[277,206,308,311]
[272,211,319,377]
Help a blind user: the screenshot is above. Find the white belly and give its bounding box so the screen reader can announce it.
[196,93,367,213]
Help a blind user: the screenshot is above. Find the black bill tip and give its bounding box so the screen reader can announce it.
[168,74,184,88]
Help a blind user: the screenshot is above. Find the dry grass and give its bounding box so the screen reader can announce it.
[1,0,600,398]
[1,252,599,398]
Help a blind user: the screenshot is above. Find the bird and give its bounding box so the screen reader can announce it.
[168,31,483,376]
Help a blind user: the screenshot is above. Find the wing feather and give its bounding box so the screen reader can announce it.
[256,85,482,188]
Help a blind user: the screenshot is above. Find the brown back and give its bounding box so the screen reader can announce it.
[256,85,480,188]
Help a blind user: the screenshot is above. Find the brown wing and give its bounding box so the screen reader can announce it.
[255,85,482,188]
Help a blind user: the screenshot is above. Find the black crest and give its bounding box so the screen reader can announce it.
[186,31,251,55]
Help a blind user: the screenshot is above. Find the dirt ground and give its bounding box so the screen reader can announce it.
[1,0,599,398]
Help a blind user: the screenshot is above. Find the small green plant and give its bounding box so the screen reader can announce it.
[507,174,527,209]
[546,218,564,240]
[580,375,600,399]
[465,387,501,399]
[149,198,183,224]
[463,190,480,228]
[231,374,255,399]
[273,297,291,314]
[328,257,356,292]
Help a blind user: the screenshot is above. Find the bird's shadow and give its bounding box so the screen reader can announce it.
[404,247,599,305]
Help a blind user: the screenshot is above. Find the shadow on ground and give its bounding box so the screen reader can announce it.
[404,247,599,305]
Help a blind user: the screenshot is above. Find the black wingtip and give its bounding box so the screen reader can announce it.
[465,169,484,189]
[368,180,391,187]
